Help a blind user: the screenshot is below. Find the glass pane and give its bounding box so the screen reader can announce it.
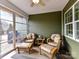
[1,20,13,31]
[75,1,79,20]
[16,23,26,31]
[75,22,79,39]
[16,15,26,24]
[1,10,13,21]
[66,24,73,37]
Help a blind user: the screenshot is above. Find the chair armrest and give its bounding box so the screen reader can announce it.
[48,42,57,47]
[41,38,45,44]
[47,38,51,43]
[50,47,57,55]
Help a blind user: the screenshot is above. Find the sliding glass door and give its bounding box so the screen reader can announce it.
[0,6,28,55]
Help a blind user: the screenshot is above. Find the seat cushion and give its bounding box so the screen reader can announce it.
[40,44,54,53]
[48,42,57,47]
[16,43,31,48]
[25,40,33,43]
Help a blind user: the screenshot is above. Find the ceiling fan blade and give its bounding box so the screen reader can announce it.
[39,0,45,6]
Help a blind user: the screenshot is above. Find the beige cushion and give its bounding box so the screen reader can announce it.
[50,34,56,40]
[48,42,57,47]
[31,33,35,39]
[16,43,31,48]
[27,33,32,39]
[54,34,60,43]
[26,40,33,43]
[26,33,36,39]
[40,44,54,53]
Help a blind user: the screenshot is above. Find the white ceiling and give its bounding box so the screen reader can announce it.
[8,0,69,15]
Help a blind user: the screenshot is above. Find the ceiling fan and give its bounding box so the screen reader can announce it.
[31,0,45,7]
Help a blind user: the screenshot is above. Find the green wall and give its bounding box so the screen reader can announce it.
[29,11,61,37]
[66,38,79,59]
[63,0,79,59]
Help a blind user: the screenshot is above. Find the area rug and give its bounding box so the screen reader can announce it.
[11,53,35,59]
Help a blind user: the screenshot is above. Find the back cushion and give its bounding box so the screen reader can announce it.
[54,34,60,43]
[51,34,56,41]
[27,33,32,39]
[31,33,35,39]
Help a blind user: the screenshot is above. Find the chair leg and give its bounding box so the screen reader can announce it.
[28,48,31,54]
[17,47,20,54]
[50,55,53,59]
[40,48,41,55]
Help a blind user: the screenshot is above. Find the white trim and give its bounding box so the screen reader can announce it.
[65,22,73,25]
[72,5,75,39]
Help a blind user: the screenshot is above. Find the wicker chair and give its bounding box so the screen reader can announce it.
[39,34,61,59]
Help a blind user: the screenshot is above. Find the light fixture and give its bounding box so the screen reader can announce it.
[32,0,39,4]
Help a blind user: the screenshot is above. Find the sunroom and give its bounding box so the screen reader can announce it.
[0,0,79,59]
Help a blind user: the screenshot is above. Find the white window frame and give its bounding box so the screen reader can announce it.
[64,0,79,42]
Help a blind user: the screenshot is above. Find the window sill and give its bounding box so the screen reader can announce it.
[65,35,79,43]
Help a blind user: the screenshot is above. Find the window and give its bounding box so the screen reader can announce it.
[64,1,79,42]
